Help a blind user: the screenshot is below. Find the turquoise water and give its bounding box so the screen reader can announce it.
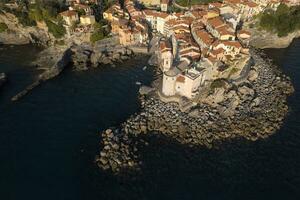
[0,42,299,200]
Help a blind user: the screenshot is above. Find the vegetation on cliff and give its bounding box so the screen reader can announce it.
[0,0,66,38]
[176,0,218,7]
[28,1,66,38]
[90,21,109,43]
[210,79,226,90]
[0,5,36,27]
[45,19,66,39]
[259,4,300,37]
[0,22,8,33]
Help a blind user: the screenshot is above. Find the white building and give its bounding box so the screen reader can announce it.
[162,68,179,96]
[161,0,169,12]
[174,68,204,99]
[162,60,205,99]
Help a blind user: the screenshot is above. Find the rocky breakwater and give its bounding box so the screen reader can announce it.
[71,40,135,71]
[96,48,294,173]
[11,46,72,101]
[0,11,52,46]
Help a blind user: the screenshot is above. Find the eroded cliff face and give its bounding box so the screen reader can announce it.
[0,12,52,46]
[250,28,300,49]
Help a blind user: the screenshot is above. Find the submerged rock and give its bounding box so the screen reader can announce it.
[0,73,7,88]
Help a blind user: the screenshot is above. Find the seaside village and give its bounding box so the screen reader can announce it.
[100,0,299,107]
[5,0,298,105]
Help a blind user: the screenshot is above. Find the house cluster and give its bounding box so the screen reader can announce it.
[158,2,254,99]
[59,0,98,35]
[102,0,294,100]
[103,0,151,46]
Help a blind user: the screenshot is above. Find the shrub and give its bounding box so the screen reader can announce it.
[14,10,36,26]
[0,22,8,33]
[210,79,226,90]
[45,19,66,38]
[55,40,65,46]
[90,22,109,43]
[259,4,300,37]
[228,67,239,78]
[90,31,105,43]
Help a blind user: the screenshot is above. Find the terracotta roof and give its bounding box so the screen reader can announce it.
[207,17,225,29]
[160,40,172,51]
[223,40,242,48]
[176,75,185,83]
[216,25,235,36]
[195,30,214,46]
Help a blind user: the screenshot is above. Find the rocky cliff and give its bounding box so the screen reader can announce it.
[0,12,52,46]
[250,28,300,49]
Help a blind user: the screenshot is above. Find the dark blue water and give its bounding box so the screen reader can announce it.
[0,45,154,200]
[0,41,299,200]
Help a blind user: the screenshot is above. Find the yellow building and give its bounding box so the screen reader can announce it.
[60,10,79,26]
[80,15,96,25]
[103,9,113,21]
[206,10,220,19]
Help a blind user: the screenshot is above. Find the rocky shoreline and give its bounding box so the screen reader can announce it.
[71,39,135,71]
[10,37,137,101]
[1,8,296,176]
[96,48,294,173]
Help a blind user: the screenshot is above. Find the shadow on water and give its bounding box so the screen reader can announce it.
[88,129,300,200]
[84,41,300,200]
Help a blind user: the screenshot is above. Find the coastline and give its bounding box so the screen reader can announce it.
[7,36,148,101]
[96,48,294,173]
[0,3,297,177]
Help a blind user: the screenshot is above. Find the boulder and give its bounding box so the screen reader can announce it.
[139,86,155,95]
[238,85,255,97]
[248,69,258,82]
[205,87,226,106]
[90,52,102,66]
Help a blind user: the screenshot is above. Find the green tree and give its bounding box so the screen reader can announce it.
[259,4,300,37]
[45,18,66,38]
